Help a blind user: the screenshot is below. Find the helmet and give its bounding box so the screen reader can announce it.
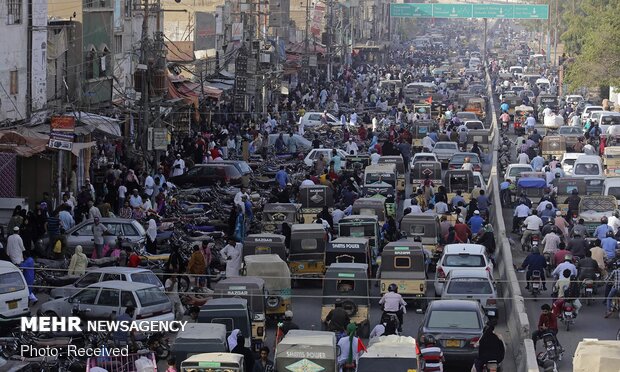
[601,217,609,224]
[571,189,579,195]
[564,254,573,262]
[388,283,398,293]
[422,334,437,346]
[608,230,615,238]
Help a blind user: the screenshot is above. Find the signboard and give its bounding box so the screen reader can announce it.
[48,115,75,151]
[389,3,549,20]
[194,12,216,50]
[231,22,243,41]
[152,128,168,150]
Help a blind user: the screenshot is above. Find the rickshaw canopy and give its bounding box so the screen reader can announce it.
[322,263,369,305]
[378,155,405,174]
[243,233,287,261]
[352,198,386,221]
[299,185,334,209]
[325,237,370,267]
[411,161,442,184]
[443,169,475,193]
[380,242,426,278]
[213,277,266,315]
[244,254,291,292]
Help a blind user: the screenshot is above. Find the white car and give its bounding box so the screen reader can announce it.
[581,105,604,124]
[432,142,460,163]
[303,148,348,167]
[434,244,493,296]
[473,171,486,192]
[300,112,340,128]
[503,164,534,183]
[465,120,485,130]
[411,152,439,164]
[560,153,581,175]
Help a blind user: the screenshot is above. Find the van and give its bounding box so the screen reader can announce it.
[581,105,604,124]
[0,261,30,325]
[572,155,604,178]
[300,112,339,128]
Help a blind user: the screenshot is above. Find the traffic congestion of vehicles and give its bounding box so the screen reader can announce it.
[3,15,620,372]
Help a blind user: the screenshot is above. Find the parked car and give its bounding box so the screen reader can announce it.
[0,261,30,326]
[560,153,581,175]
[455,112,479,122]
[303,148,348,167]
[441,269,498,318]
[411,152,439,163]
[267,134,312,151]
[41,218,146,256]
[418,300,488,362]
[170,163,244,188]
[581,105,604,124]
[432,142,460,164]
[300,112,339,128]
[503,164,534,183]
[219,160,253,187]
[448,153,482,171]
[50,267,164,299]
[434,244,493,296]
[40,281,174,325]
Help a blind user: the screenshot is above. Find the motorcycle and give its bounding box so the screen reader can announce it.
[543,252,553,277]
[559,301,576,331]
[140,332,170,361]
[483,360,500,372]
[541,331,563,363]
[529,270,543,299]
[537,351,559,372]
[530,234,541,252]
[419,335,444,372]
[581,279,595,306]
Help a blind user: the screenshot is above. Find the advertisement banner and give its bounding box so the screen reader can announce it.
[49,115,75,151]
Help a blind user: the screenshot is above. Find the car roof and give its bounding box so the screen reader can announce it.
[508,164,533,169]
[79,218,136,223]
[575,155,602,163]
[428,299,482,311]
[86,280,158,290]
[85,267,152,274]
[444,244,486,254]
[434,141,458,146]
[561,153,581,160]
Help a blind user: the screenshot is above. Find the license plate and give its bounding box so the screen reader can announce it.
[446,339,460,347]
[586,289,593,294]
[487,310,496,316]
[308,262,317,268]
[564,312,572,317]
[7,301,17,310]
[532,283,540,289]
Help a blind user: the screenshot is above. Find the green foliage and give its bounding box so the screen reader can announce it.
[564,1,620,91]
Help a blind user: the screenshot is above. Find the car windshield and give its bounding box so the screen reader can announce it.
[451,154,480,163]
[574,164,600,175]
[559,127,581,135]
[131,272,162,287]
[434,143,457,150]
[427,310,481,329]
[447,278,493,294]
[136,287,169,307]
[607,187,620,199]
[509,167,529,176]
[0,272,25,294]
[562,158,577,166]
[443,254,485,267]
[236,162,252,173]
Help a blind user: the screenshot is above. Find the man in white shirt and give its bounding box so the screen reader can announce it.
[346,139,359,155]
[370,150,381,165]
[521,210,543,246]
[144,173,155,199]
[118,184,128,210]
[88,201,102,220]
[435,201,449,214]
[234,187,250,213]
[379,284,407,331]
[512,202,531,233]
[171,154,185,177]
[608,211,620,234]
[422,134,435,152]
[300,175,315,186]
[129,189,143,208]
[517,151,530,164]
[6,227,25,265]
[461,158,474,171]
[332,207,345,226]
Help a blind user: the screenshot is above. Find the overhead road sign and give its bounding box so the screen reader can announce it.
[389,3,548,20]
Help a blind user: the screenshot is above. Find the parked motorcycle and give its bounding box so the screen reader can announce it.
[541,331,563,363]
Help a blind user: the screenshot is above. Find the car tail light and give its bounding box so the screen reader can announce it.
[437,267,446,279]
[470,337,480,347]
[420,283,425,292]
[486,298,496,306]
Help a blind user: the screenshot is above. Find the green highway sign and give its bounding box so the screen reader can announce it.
[432,4,473,19]
[389,3,432,18]
[513,4,549,19]
[389,3,549,20]
[473,4,514,19]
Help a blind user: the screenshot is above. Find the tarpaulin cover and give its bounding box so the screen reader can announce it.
[0,131,48,157]
[573,340,620,372]
[516,177,546,188]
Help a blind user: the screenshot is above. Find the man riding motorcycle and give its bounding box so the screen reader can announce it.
[564,189,580,221]
[379,283,407,332]
[325,299,350,333]
[521,210,543,250]
[520,249,548,291]
[567,233,588,259]
[474,323,505,372]
[578,249,600,281]
[551,254,577,280]
[531,304,561,350]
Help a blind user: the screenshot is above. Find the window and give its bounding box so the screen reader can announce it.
[394,256,411,269]
[75,223,94,236]
[76,273,101,287]
[114,35,123,54]
[131,272,162,287]
[72,288,99,304]
[124,0,132,17]
[0,272,25,294]
[96,288,120,306]
[447,279,493,295]
[336,280,355,292]
[121,291,137,307]
[409,225,425,235]
[7,0,22,24]
[102,273,122,281]
[136,288,169,307]
[9,70,18,95]
[85,50,96,79]
[443,254,485,267]
[99,46,111,77]
[123,223,139,236]
[427,310,481,329]
[103,223,123,236]
[300,238,317,251]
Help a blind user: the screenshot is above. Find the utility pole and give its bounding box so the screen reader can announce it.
[140,0,150,157]
[327,0,333,82]
[305,0,310,81]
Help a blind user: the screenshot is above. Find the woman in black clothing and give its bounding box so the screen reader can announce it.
[434,186,448,204]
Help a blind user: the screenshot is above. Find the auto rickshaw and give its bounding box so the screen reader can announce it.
[243,233,287,262]
[244,254,292,318]
[443,169,475,202]
[325,237,370,270]
[261,203,302,233]
[363,163,398,215]
[517,176,547,209]
[378,155,406,194]
[275,330,337,372]
[604,146,620,177]
[541,136,566,156]
[554,177,587,215]
[464,97,486,121]
[213,277,266,351]
[410,160,442,189]
[181,353,244,372]
[352,198,386,226]
[289,224,327,279]
[399,213,442,268]
[411,121,432,151]
[513,104,534,135]
[344,153,370,175]
[321,263,371,337]
[379,241,427,311]
[299,185,334,223]
[338,215,381,270]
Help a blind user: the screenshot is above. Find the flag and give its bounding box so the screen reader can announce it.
[275,323,284,345]
[425,96,433,104]
[357,338,367,353]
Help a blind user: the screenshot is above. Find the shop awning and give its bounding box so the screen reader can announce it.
[0,131,48,157]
